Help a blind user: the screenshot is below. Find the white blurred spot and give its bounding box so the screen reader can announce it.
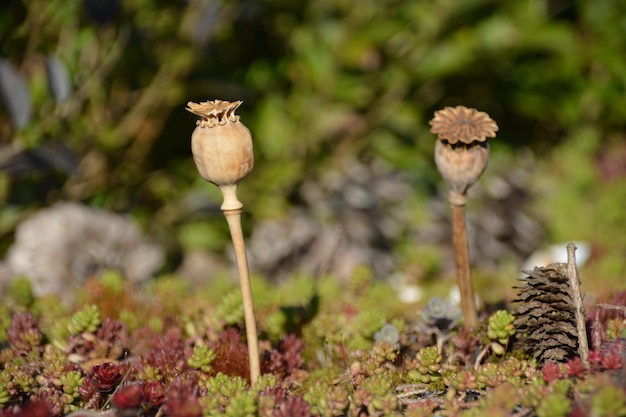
[521,241,590,276]
[388,272,423,303]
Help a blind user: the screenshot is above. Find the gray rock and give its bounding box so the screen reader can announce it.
[3,202,163,302]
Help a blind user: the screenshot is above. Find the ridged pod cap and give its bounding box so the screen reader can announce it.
[187,100,254,187]
[430,106,498,199]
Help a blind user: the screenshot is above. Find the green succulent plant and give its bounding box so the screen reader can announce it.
[0,387,8,405]
[0,306,9,344]
[31,295,70,341]
[535,390,571,417]
[214,290,246,327]
[446,368,480,392]
[252,374,279,392]
[265,309,289,341]
[306,382,350,417]
[6,362,35,393]
[605,318,626,340]
[486,310,516,356]
[488,310,516,346]
[351,374,400,416]
[118,309,140,332]
[0,370,11,405]
[138,364,163,383]
[6,277,34,309]
[37,345,69,387]
[99,270,126,294]
[459,382,522,417]
[187,345,216,373]
[589,385,626,417]
[60,370,84,396]
[224,391,256,417]
[408,346,442,384]
[68,304,101,335]
[371,340,398,365]
[476,362,503,388]
[202,373,249,409]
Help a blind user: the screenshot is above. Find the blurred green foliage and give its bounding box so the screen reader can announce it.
[1,0,626,288]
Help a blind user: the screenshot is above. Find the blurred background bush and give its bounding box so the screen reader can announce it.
[1,0,625,299]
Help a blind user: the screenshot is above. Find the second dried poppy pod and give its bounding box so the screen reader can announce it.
[187,100,254,210]
[429,105,498,329]
[430,106,498,201]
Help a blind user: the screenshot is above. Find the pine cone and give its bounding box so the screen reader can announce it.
[513,263,578,363]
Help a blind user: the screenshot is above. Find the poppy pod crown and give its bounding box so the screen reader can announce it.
[187,100,254,188]
[430,106,498,198]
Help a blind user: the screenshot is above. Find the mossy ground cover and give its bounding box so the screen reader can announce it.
[1,268,625,417]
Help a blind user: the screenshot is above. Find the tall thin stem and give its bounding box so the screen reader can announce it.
[566,243,589,368]
[449,193,478,329]
[220,184,260,385]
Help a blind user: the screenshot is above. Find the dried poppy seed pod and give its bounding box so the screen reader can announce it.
[434,140,489,200]
[429,105,498,329]
[187,100,254,210]
[430,106,498,202]
[186,98,261,384]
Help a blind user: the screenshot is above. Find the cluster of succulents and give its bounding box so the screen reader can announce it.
[407,346,443,386]
[0,269,625,417]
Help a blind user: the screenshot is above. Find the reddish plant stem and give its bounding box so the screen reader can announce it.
[450,197,478,329]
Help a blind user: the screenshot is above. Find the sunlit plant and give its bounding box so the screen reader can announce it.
[186,99,260,384]
[429,106,498,328]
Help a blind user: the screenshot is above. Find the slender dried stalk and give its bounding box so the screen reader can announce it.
[566,243,589,368]
[450,194,478,329]
[220,184,260,384]
[187,100,260,384]
[223,209,260,384]
[431,107,497,329]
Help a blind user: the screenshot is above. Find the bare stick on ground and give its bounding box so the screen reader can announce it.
[566,243,589,368]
